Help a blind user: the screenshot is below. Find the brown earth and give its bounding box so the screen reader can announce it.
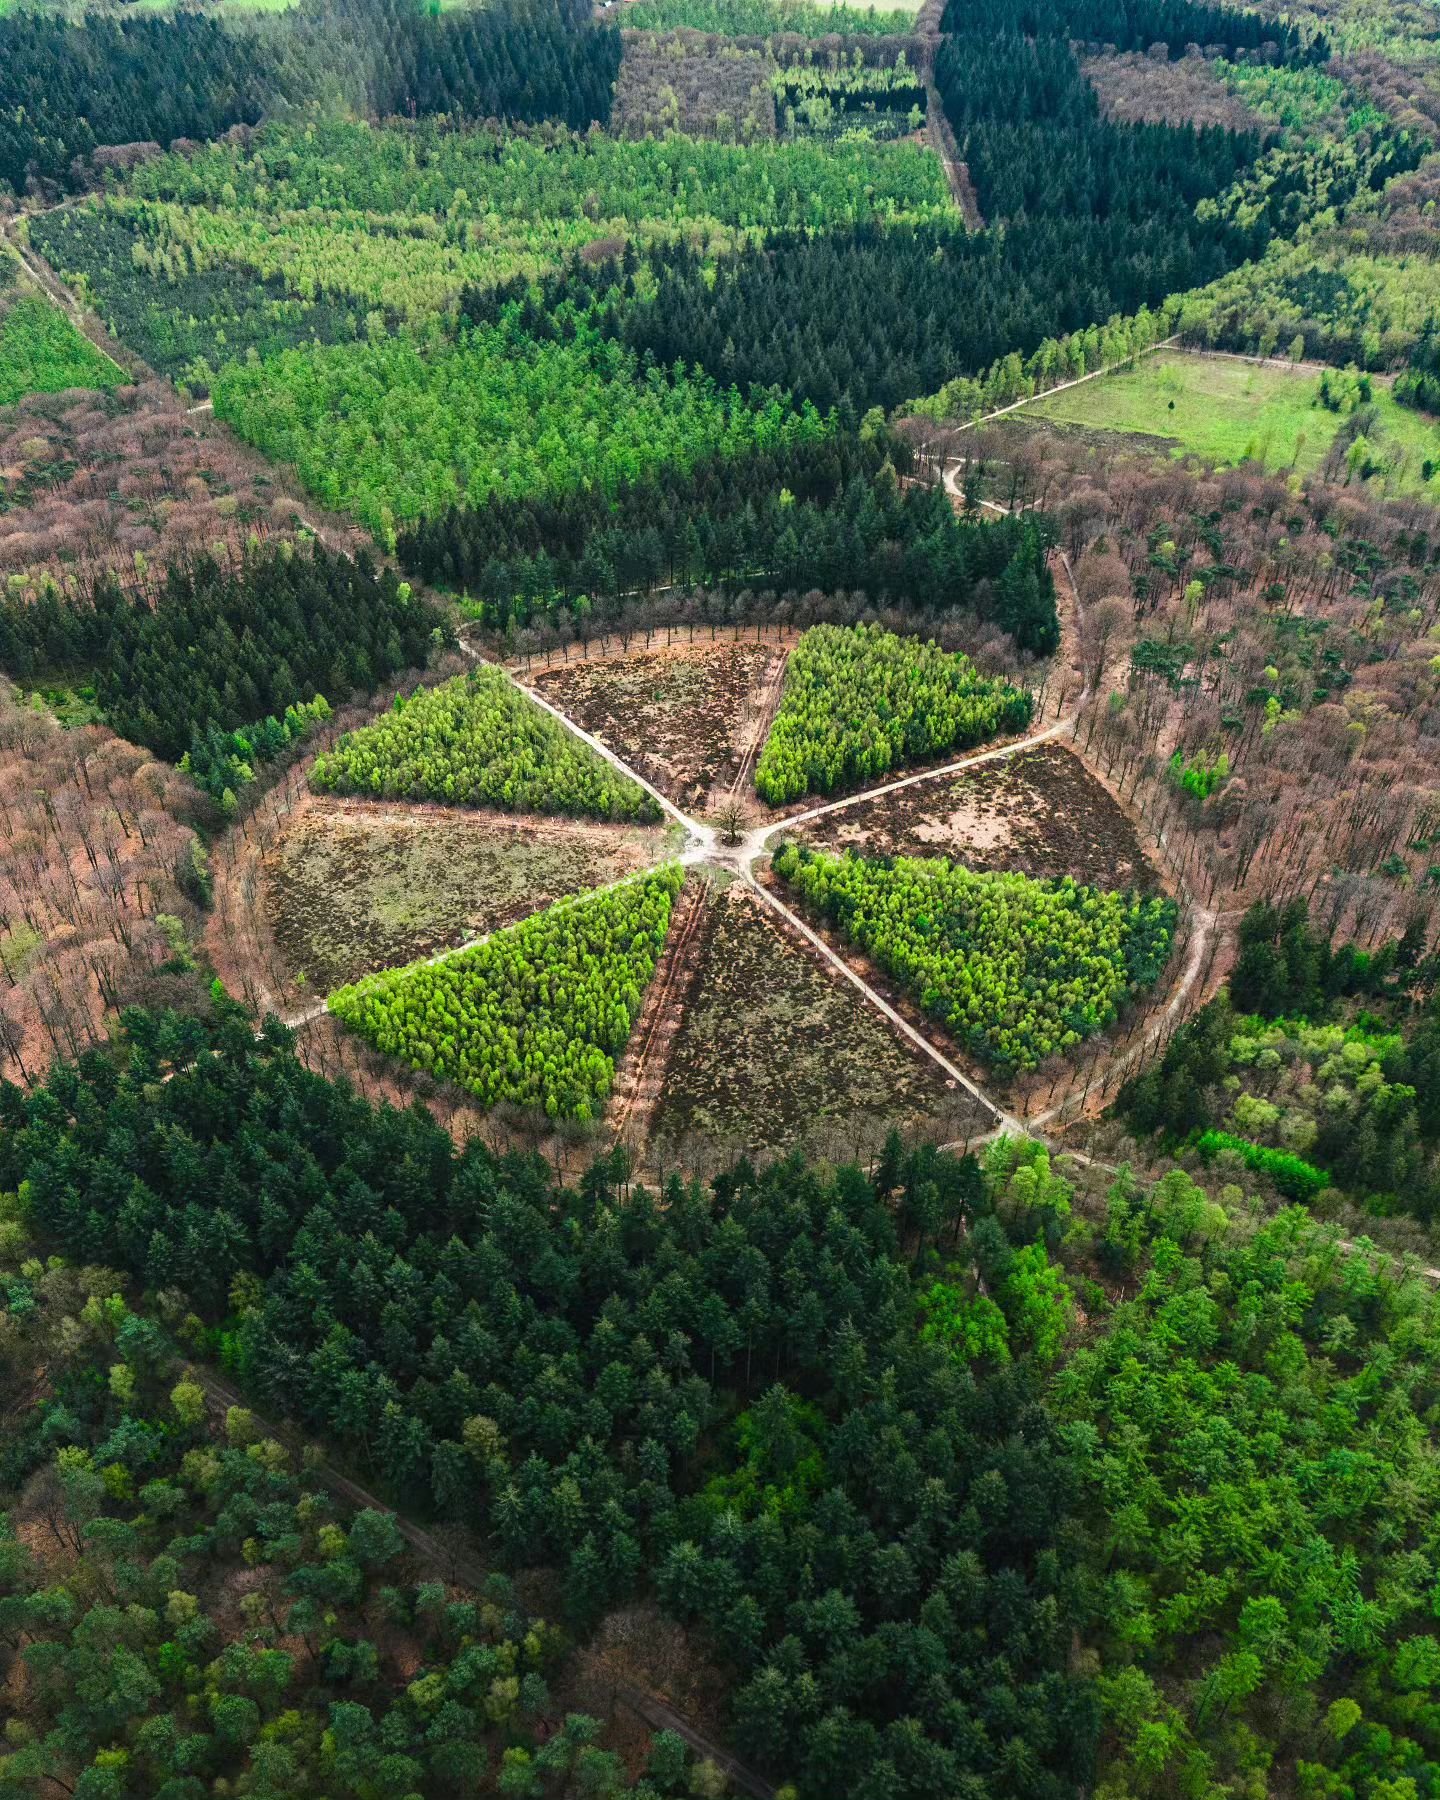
[798,741,1162,890]
[646,880,989,1174]
[532,639,790,820]
[259,794,671,994]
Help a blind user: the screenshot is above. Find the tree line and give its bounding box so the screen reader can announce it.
[311,666,660,822]
[397,425,1061,652]
[774,842,1178,1073]
[0,0,620,200]
[1119,898,1440,1221]
[755,622,1034,803]
[0,542,444,770]
[335,0,621,132]
[946,0,1319,63]
[0,10,272,196]
[1396,321,1440,414]
[330,866,682,1118]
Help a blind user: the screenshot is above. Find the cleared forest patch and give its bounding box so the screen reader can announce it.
[613,31,777,139]
[798,741,1162,891]
[1081,51,1268,134]
[1017,349,1440,495]
[261,798,670,992]
[531,638,789,816]
[646,880,986,1168]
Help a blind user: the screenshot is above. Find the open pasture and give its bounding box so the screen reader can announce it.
[1020,348,1440,492]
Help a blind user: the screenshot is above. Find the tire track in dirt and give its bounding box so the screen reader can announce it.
[727,646,790,803]
[608,875,709,1145]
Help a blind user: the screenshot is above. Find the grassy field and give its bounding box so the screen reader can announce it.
[1022,350,1440,494]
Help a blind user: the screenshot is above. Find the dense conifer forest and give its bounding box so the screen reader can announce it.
[397,428,1059,651]
[0,543,444,766]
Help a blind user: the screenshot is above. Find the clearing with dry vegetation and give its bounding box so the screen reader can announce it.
[263,799,671,992]
[531,637,790,815]
[798,742,1160,890]
[646,879,988,1166]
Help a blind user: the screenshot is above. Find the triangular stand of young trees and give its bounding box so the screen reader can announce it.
[328,865,684,1119]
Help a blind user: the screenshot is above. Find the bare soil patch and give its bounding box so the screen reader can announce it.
[647,881,988,1171]
[262,797,671,992]
[798,742,1163,891]
[532,640,788,819]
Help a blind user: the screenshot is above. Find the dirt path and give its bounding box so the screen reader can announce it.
[609,877,709,1144]
[926,90,983,228]
[3,217,84,320]
[515,672,713,845]
[935,334,1182,436]
[748,875,1016,1133]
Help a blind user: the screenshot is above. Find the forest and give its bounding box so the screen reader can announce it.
[118,115,950,235]
[5,0,1440,1794]
[957,0,1317,61]
[396,426,1059,652]
[2,1004,1096,1800]
[755,622,1033,803]
[1120,899,1440,1223]
[328,865,682,1115]
[0,542,443,772]
[773,842,1178,1071]
[622,0,921,37]
[310,667,661,821]
[211,316,829,538]
[0,1245,716,1798]
[0,0,622,198]
[10,1004,1440,1797]
[0,9,272,195]
[466,146,1273,419]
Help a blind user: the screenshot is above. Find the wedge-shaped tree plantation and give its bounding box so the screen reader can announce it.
[774,843,1177,1071]
[756,623,1033,805]
[310,665,661,821]
[329,865,683,1117]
